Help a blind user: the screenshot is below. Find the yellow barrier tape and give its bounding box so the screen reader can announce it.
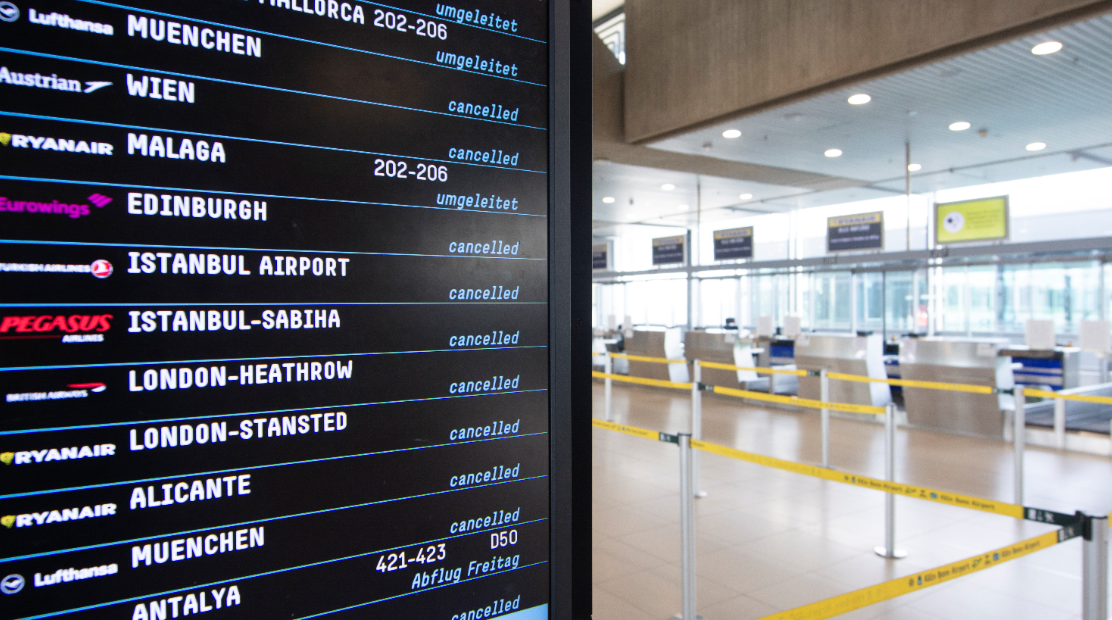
[591,371,692,391]
[712,385,886,415]
[827,372,994,395]
[698,360,808,377]
[590,417,1037,522]
[691,439,1024,519]
[1026,388,1112,405]
[591,418,660,441]
[754,530,1061,620]
[608,352,687,364]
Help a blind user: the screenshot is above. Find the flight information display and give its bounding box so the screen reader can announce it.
[0,0,552,618]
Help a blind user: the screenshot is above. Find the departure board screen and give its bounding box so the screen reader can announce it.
[0,1,553,618]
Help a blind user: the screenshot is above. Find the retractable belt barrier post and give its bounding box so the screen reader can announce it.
[875,403,907,559]
[1014,386,1026,507]
[691,361,706,498]
[604,353,613,422]
[1054,397,1067,449]
[673,433,703,620]
[1081,512,1109,620]
[820,369,831,468]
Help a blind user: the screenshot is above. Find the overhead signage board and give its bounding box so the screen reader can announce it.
[712,227,753,260]
[592,243,609,270]
[652,235,686,266]
[827,212,884,252]
[0,2,586,619]
[935,196,1009,244]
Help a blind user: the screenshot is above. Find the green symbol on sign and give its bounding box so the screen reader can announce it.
[917,576,922,585]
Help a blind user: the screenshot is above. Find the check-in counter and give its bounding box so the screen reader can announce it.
[626,328,689,384]
[999,346,1080,391]
[684,330,759,388]
[796,333,892,408]
[899,338,1015,438]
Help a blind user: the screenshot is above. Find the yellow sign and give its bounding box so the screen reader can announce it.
[828,212,882,228]
[652,235,685,246]
[713,227,752,240]
[935,196,1008,244]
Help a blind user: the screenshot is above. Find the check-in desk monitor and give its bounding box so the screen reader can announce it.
[899,339,1016,438]
[999,346,1080,391]
[0,2,568,618]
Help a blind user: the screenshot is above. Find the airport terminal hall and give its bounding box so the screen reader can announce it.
[590,2,1112,620]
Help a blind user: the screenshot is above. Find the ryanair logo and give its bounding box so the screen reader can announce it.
[2,132,113,155]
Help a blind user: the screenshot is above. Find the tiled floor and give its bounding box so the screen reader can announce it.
[592,383,1112,620]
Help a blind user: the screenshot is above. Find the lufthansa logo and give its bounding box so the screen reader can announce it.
[1,574,24,594]
[0,2,19,22]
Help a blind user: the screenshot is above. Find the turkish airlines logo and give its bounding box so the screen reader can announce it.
[91,259,112,278]
[0,314,112,342]
[0,259,113,277]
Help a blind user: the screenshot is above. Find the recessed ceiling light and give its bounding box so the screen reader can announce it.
[907,163,922,172]
[661,183,675,191]
[824,149,842,158]
[722,129,742,139]
[602,196,615,203]
[847,94,871,105]
[739,193,753,200]
[1026,142,1047,151]
[949,121,971,131]
[677,205,689,211]
[1031,41,1063,55]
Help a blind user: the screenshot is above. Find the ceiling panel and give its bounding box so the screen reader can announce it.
[642,13,1112,191]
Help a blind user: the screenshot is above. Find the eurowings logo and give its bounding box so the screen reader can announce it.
[0,193,112,219]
